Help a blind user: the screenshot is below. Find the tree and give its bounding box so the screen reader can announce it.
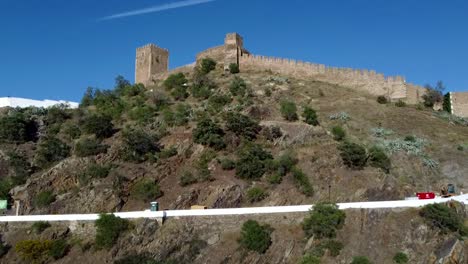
[443,92,451,113]
[280,100,298,121]
[303,106,319,126]
[302,203,346,239]
[422,81,445,108]
[192,118,225,150]
[235,143,273,179]
[95,214,129,249]
[200,58,217,74]
[238,220,273,253]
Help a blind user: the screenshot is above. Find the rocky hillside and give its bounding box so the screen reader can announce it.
[0,60,467,263]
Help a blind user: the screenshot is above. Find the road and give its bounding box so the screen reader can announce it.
[0,194,467,223]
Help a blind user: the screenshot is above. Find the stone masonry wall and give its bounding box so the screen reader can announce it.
[405,83,427,104]
[451,92,468,118]
[239,54,409,99]
[135,44,169,86]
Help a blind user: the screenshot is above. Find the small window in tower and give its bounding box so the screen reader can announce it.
[156,56,160,63]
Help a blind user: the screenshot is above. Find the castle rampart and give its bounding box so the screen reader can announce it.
[135,33,468,118]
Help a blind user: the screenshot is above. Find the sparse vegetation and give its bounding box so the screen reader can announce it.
[351,256,372,264]
[34,191,56,208]
[74,138,109,157]
[368,146,391,173]
[200,58,217,74]
[49,239,69,260]
[292,167,314,196]
[239,220,273,253]
[34,137,70,168]
[338,142,367,169]
[422,81,444,108]
[229,77,247,96]
[220,158,236,170]
[329,112,350,122]
[377,96,388,104]
[179,170,197,187]
[395,100,406,107]
[246,187,268,203]
[393,252,409,264]
[131,180,162,202]
[331,126,346,141]
[280,100,298,121]
[15,239,52,263]
[31,221,51,234]
[95,214,129,249]
[302,203,346,239]
[302,106,319,126]
[79,163,112,185]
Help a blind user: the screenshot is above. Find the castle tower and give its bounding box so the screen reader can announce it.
[135,44,169,85]
[224,33,245,69]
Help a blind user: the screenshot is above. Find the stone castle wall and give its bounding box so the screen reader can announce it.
[451,92,468,117]
[239,54,408,99]
[135,44,169,86]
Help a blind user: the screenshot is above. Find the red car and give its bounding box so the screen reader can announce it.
[416,192,435,199]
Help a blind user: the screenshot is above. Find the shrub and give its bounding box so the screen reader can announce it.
[33,137,69,168]
[0,180,11,200]
[377,96,388,104]
[303,107,319,126]
[131,180,162,202]
[171,86,189,101]
[393,252,409,264]
[229,77,247,97]
[179,171,197,187]
[225,112,261,140]
[95,214,129,249]
[15,239,52,262]
[31,221,51,234]
[163,73,187,90]
[45,105,71,126]
[191,84,213,100]
[195,150,216,182]
[262,126,282,141]
[370,127,393,138]
[351,256,372,264]
[264,87,272,97]
[173,104,191,126]
[220,158,236,170]
[331,126,346,141]
[246,187,268,203]
[79,163,112,185]
[368,146,391,173]
[302,203,346,239]
[422,81,444,107]
[280,100,298,121]
[49,239,69,260]
[0,242,9,258]
[91,89,125,119]
[329,112,350,121]
[395,100,406,107]
[229,63,240,74]
[74,138,108,157]
[419,203,466,235]
[7,151,31,186]
[235,143,273,179]
[192,118,225,150]
[62,122,81,140]
[0,115,27,142]
[338,142,367,169]
[208,94,231,112]
[321,239,343,257]
[81,114,114,139]
[200,58,217,74]
[157,146,178,159]
[121,128,160,162]
[292,168,314,196]
[128,105,156,124]
[238,220,273,253]
[298,254,320,264]
[35,191,56,208]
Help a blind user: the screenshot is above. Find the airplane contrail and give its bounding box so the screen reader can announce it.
[100,0,217,21]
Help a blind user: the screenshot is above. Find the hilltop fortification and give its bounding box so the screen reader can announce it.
[135,33,468,117]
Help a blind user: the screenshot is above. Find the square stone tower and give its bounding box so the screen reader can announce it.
[135,44,169,85]
[224,33,245,69]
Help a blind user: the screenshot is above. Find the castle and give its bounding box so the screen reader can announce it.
[135,33,468,118]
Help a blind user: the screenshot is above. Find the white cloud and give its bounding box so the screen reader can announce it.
[100,0,217,21]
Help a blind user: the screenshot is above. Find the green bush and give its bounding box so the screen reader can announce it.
[179,171,197,187]
[238,220,273,253]
[173,104,191,126]
[320,239,343,257]
[377,96,388,104]
[15,239,52,262]
[266,151,297,184]
[338,142,367,169]
[157,147,178,159]
[74,138,109,157]
[7,151,31,186]
[220,158,236,170]
[0,115,27,142]
[0,180,11,200]
[368,146,391,173]
[229,63,240,74]
[395,100,406,107]
[192,118,225,150]
[350,256,372,264]
[235,143,273,180]
[208,94,232,112]
[31,221,51,234]
[292,168,314,196]
[225,112,261,140]
[422,82,444,108]
[35,191,56,208]
[121,128,160,162]
[303,107,319,126]
[229,77,247,97]
[280,100,298,121]
[81,114,114,139]
[128,105,156,124]
[302,203,346,239]
[79,163,112,185]
[443,92,451,112]
[262,126,282,141]
[62,122,81,140]
[195,150,216,182]
[393,252,409,264]
[49,239,69,260]
[331,126,346,141]
[163,73,188,90]
[95,214,129,249]
[171,86,189,101]
[191,84,213,100]
[419,203,467,235]
[298,254,320,264]
[200,58,217,74]
[91,89,125,120]
[131,180,162,202]
[45,105,71,126]
[246,187,268,203]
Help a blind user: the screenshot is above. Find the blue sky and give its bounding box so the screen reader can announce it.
[1,0,467,102]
